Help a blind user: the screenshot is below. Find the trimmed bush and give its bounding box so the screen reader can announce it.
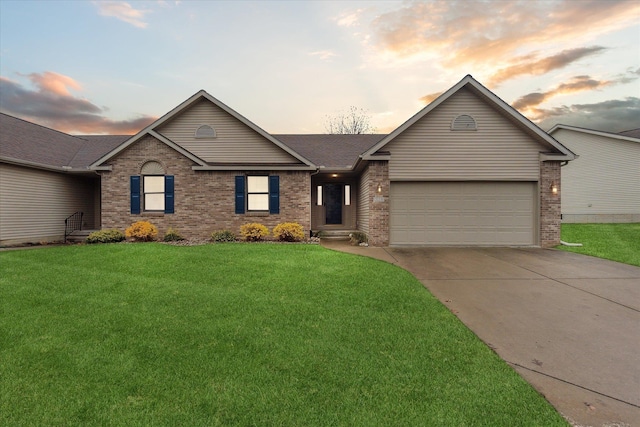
[125,221,158,242]
[273,222,305,242]
[349,231,368,245]
[85,229,125,244]
[211,230,237,243]
[163,227,184,242]
[240,223,269,242]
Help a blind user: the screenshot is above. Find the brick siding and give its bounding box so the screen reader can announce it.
[100,135,311,239]
[539,160,562,248]
[366,161,390,246]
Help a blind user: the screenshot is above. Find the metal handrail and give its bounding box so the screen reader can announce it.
[64,211,83,243]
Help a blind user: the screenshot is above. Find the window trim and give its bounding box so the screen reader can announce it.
[247,175,269,212]
[143,175,165,212]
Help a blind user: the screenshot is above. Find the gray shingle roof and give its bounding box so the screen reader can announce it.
[274,134,386,169]
[619,128,640,139]
[0,113,129,170]
[1,112,386,171]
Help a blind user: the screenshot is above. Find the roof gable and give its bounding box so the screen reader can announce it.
[362,75,576,161]
[91,90,316,170]
[549,124,640,144]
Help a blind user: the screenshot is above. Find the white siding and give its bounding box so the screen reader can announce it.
[0,164,97,244]
[390,182,536,245]
[385,88,543,181]
[553,129,640,221]
[157,99,300,164]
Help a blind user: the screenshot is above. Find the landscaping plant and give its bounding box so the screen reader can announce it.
[239,222,269,241]
[125,220,158,242]
[85,229,125,244]
[272,222,305,242]
[211,230,237,242]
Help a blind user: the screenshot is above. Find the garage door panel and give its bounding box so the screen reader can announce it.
[390,182,536,245]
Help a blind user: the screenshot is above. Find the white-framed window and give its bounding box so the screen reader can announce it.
[247,176,269,211]
[344,184,351,206]
[144,176,165,211]
[317,185,323,206]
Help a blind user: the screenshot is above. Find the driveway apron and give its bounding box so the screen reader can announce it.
[316,241,640,427]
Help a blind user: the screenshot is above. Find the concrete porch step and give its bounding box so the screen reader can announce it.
[66,229,99,243]
[317,230,357,241]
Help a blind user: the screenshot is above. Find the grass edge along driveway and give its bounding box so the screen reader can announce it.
[558,223,640,267]
[1,244,568,426]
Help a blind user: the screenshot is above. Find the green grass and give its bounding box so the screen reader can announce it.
[1,244,567,426]
[558,223,640,267]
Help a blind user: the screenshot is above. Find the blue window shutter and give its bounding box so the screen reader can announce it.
[130,176,140,214]
[269,175,280,214]
[164,175,174,214]
[235,176,245,214]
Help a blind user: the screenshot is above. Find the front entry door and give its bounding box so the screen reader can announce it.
[324,183,343,225]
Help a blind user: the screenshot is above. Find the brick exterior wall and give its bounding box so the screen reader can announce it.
[366,161,390,246]
[100,135,311,239]
[539,160,562,248]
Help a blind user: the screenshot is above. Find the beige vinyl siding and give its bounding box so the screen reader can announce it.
[385,87,543,181]
[357,166,370,234]
[554,129,640,222]
[0,164,97,244]
[157,99,301,164]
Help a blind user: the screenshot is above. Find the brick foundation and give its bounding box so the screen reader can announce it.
[100,135,311,239]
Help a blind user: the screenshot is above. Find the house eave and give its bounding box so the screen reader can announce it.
[192,164,316,171]
[1,157,94,174]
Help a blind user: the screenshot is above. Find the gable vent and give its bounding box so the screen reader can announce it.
[195,124,216,138]
[141,161,165,175]
[451,114,477,131]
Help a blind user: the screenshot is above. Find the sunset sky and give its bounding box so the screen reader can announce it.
[1,0,638,135]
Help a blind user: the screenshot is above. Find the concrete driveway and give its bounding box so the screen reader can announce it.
[322,242,640,426]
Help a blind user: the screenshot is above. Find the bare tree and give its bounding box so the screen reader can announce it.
[324,106,376,134]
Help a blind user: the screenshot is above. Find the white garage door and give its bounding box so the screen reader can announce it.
[390,182,536,245]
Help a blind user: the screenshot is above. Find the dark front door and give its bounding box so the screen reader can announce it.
[324,183,342,225]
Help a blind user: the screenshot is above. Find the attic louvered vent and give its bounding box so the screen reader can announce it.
[195,124,216,138]
[141,161,165,175]
[451,114,477,131]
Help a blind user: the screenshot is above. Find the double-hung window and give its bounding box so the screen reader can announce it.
[247,176,269,211]
[144,176,165,211]
[235,175,279,214]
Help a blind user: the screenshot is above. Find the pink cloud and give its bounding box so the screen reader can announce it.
[94,1,150,28]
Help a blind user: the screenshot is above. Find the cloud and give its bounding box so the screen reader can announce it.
[309,50,337,61]
[512,70,640,111]
[370,0,640,71]
[488,46,607,86]
[535,97,640,132]
[335,9,363,27]
[94,1,150,28]
[419,91,443,105]
[0,73,156,134]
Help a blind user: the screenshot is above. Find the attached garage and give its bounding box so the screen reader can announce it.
[390,182,537,246]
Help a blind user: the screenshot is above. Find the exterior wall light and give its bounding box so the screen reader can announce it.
[377,183,383,193]
[551,183,558,194]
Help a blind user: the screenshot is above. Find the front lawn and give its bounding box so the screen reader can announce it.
[0,244,566,426]
[558,223,640,267]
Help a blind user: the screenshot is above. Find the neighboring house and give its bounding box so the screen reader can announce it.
[549,124,640,223]
[0,75,575,247]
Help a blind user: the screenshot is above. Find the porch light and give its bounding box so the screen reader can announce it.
[331,174,338,178]
[550,183,558,194]
[377,183,382,193]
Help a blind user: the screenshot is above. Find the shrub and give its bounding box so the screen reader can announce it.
[125,221,158,242]
[240,223,269,242]
[86,229,125,244]
[211,230,237,242]
[273,222,305,242]
[163,227,184,242]
[349,231,368,245]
